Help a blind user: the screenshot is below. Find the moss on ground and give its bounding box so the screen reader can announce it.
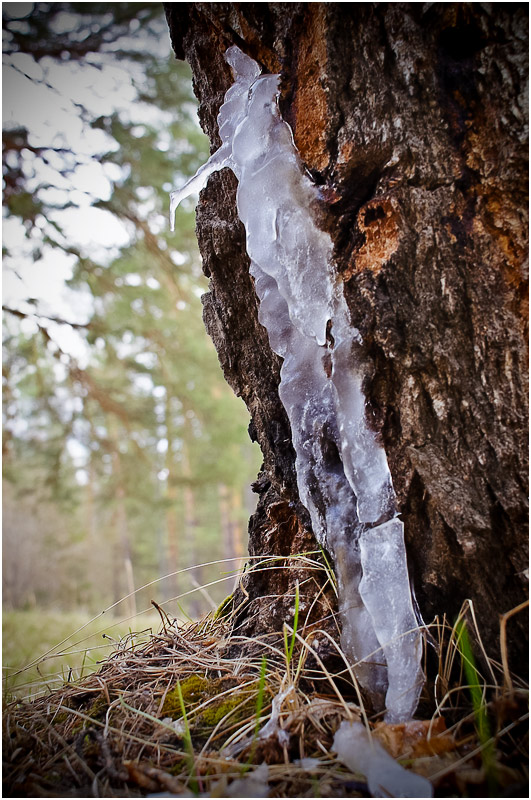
[161,674,208,717]
[85,695,109,721]
[3,609,528,798]
[162,673,261,732]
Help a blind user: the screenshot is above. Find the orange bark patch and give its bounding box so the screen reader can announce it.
[292,5,330,172]
[463,125,527,324]
[338,140,357,167]
[346,195,402,278]
[475,191,527,288]
[467,179,528,328]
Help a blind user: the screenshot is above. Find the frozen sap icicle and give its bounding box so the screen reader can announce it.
[359,518,424,722]
[330,300,397,523]
[224,44,261,83]
[169,45,424,721]
[169,45,259,232]
[169,145,231,231]
[233,82,333,346]
[333,536,388,702]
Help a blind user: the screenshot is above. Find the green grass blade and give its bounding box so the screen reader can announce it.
[456,620,498,796]
[244,656,268,772]
[254,656,267,737]
[173,680,199,793]
[287,580,300,663]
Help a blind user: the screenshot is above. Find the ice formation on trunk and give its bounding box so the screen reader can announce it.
[170,45,423,722]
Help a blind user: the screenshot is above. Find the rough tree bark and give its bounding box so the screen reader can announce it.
[164,3,528,674]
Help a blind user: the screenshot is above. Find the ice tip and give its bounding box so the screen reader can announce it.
[169,190,178,233]
[224,44,261,82]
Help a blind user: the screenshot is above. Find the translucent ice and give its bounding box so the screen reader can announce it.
[225,763,269,797]
[333,720,433,798]
[359,519,424,721]
[170,45,424,721]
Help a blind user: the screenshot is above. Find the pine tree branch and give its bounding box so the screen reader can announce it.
[2,305,92,330]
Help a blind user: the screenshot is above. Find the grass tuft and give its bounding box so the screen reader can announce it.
[2,566,528,798]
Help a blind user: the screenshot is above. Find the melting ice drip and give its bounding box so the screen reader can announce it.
[170,46,423,722]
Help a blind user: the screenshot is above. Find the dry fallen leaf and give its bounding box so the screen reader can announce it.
[373,717,456,758]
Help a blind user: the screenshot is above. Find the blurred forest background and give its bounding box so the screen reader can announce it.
[3,2,261,689]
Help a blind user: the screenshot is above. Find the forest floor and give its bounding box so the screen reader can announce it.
[2,599,528,798]
[3,610,162,700]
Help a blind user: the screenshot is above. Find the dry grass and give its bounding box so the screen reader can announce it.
[2,563,528,798]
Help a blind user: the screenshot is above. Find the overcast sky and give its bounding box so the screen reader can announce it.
[2,3,174,361]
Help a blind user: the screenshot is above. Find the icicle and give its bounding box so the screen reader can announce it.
[170,45,424,721]
[358,519,424,721]
[169,145,231,232]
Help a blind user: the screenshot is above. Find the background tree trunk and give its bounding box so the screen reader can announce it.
[165,3,528,673]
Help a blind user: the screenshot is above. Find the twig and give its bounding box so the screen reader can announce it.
[499,599,529,693]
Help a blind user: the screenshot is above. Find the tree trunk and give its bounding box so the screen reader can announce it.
[164,393,179,601]
[165,3,528,674]
[111,449,137,619]
[182,442,204,617]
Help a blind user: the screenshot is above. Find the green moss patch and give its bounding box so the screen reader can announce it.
[161,673,262,733]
